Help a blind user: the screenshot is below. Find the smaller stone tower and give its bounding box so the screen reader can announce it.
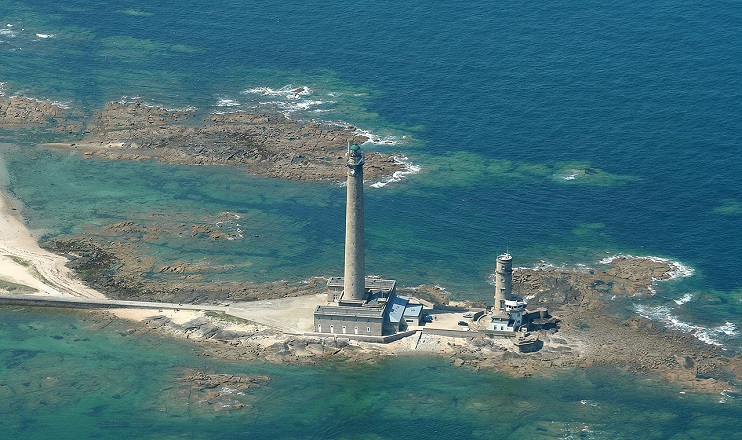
[494,253,513,312]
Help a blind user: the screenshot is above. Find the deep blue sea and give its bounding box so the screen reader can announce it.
[1,0,741,437]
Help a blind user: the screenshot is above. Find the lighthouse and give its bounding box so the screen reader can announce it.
[494,252,513,312]
[343,143,366,301]
[314,143,410,336]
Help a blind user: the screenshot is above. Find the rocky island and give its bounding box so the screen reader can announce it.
[94,256,740,396]
[2,95,408,181]
[1,93,739,400]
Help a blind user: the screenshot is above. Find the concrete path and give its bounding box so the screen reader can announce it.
[0,293,324,334]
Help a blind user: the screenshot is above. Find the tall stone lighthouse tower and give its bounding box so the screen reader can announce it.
[494,253,513,312]
[343,144,366,301]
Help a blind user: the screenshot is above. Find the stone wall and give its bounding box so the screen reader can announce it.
[313,314,384,336]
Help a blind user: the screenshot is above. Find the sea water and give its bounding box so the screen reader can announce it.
[0,306,738,439]
[0,0,740,436]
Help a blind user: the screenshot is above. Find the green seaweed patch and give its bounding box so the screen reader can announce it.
[0,278,38,294]
[572,222,607,237]
[98,37,202,62]
[118,9,154,17]
[551,162,638,186]
[170,44,205,54]
[7,255,32,267]
[204,311,261,327]
[4,255,49,285]
[419,153,634,187]
[99,36,171,62]
[713,199,742,216]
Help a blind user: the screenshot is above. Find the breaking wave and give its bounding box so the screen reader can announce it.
[116,96,196,112]
[370,155,421,188]
[239,84,402,145]
[9,95,71,110]
[242,85,312,99]
[0,28,17,38]
[214,212,244,240]
[216,98,240,107]
[353,128,400,146]
[673,293,694,305]
[634,304,738,348]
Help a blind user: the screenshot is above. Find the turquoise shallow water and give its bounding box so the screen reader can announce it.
[0,307,739,439]
[1,0,741,435]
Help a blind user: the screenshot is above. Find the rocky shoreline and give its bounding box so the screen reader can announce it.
[94,256,741,396]
[43,236,329,304]
[2,95,407,181]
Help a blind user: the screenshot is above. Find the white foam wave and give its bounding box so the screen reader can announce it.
[12,95,71,109]
[35,33,55,39]
[0,82,5,97]
[165,105,197,112]
[719,389,736,404]
[116,96,196,112]
[370,155,421,188]
[216,98,240,107]
[250,97,330,117]
[237,85,412,152]
[353,128,400,146]
[50,100,70,109]
[117,95,142,104]
[215,212,244,240]
[634,304,737,348]
[294,99,326,110]
[241,85,312,100]
[673,293,694,305]
[0,28,17,37]
[599,254,695,280]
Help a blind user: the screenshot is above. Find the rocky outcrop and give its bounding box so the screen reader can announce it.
[169,369,270,412]
[0,95,409,181]
[43,230,329,304]
[0,96,67,127]
[103,256,741,394]
[439,258,741,394]
[69,101,404,181]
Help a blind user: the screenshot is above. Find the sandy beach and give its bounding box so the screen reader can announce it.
[0,178,105,299]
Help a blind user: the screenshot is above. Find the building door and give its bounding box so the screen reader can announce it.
[330,325,334,333]
[342,326,346,334]
[317,324,322,333]
[354,326,358,334]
